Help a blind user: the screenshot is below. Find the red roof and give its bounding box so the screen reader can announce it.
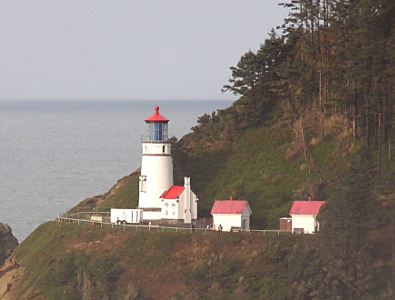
[161,186,184,199]
[211,200,250,215]
[145,106,169,122]
[289,201,325,215]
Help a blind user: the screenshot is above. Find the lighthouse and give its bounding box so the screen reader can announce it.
[138,106,174,220]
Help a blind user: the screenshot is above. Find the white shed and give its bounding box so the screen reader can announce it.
[211,197,252,232]
[160,177,198,224]
[289,199,325,234]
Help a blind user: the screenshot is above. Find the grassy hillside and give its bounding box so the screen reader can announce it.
[172,109,365,229]
[66,171,140,217]
[3,221,391,300]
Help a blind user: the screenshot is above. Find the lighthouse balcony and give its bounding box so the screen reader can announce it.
[141,135,170,143]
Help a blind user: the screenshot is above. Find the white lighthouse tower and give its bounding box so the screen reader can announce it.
[138,106,173,221]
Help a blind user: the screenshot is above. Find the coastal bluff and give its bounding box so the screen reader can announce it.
[0,220,392,300]
[0,223,18,267]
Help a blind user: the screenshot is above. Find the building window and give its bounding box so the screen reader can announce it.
[139,175,146,192]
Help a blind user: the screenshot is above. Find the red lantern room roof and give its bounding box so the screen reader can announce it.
[145,105,169,122]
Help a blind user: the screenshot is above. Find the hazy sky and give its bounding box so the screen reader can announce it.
[0,1,289,101]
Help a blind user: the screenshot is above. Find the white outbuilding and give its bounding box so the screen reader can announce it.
[211,197,252,232]
[160,177,198,223]
[289,198,325,234]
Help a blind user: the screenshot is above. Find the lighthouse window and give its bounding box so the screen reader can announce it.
[154,123,163,141]
[145,122,168,142]
[163,146,165,153]
[139,175,146,192]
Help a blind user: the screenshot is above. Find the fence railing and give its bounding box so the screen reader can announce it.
[61,207,112,220]
[56,217,292,235]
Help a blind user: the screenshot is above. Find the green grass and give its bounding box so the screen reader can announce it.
[10,219,394,300]
[101,171,140,208]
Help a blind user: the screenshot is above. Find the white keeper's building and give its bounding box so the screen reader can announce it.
[211,196,252,232]
[289,198,325,234]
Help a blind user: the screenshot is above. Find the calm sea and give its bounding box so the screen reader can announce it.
[0,100,233,241]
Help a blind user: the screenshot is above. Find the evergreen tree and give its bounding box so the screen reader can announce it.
[313,147,375,299]
[376,169,395,290]
[222,31,287,126]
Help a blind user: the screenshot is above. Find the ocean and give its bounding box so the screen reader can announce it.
[0,100,233,241]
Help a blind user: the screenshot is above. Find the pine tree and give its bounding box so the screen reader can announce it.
[376,169,395,290]
[313,146,375,299]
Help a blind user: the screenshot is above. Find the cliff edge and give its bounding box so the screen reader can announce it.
[0,223,18,267]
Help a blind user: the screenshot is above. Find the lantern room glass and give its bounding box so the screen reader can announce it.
[144,122,168,142]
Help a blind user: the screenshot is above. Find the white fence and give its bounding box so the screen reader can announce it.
[57,217,292,235]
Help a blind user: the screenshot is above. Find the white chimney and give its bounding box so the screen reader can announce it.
[184,177,191,223]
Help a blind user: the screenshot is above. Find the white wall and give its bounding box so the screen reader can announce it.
[142,143,171,155]
[241,207,250,230]
[183,190,198,221]
[138,142,173,214]
[142,210,162,220]
[212,214,241,231]
[191,193,198,220]
[291,214,317,234]
[212,206,251,231]
[161,199,178,219]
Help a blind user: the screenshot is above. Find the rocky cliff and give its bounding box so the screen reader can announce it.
[0,223,18,267]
